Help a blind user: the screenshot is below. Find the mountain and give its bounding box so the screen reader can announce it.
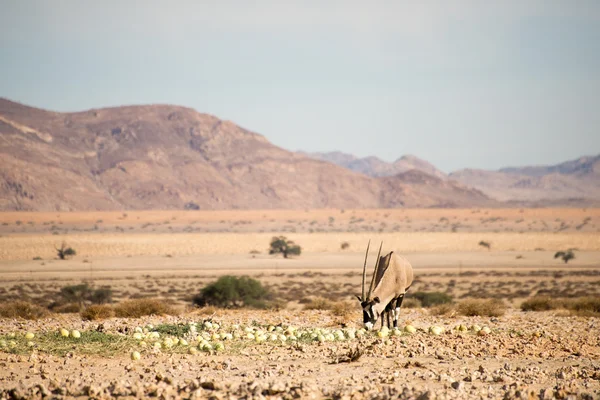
[378,170,492,208]
[450,156,600,204]
[302,151,447,179]
[499,155,600,177]
[0,98,496,211]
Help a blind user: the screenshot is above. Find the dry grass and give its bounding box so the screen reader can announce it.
[113,299,178,318]
[1,208,597,227]
[304,297,333,311]
[520,297,556,312]
[192,305,218,316]
[429,303,455,316]
[0,301,50,320]
[53,303,81,313]
[521,296,600,317]
[403,298,422,309]
[81,304,115,320]
[457,299,507,317]
[1,230,599,261]
[0,330,137,357]
[331,301,354,318]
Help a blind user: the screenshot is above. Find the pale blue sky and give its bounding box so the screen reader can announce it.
[1,1,599,172]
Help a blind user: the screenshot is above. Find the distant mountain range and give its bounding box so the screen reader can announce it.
[0,98,597,211]
[302,151,600,206]
[450,155,600,204]
[300,152,447,179]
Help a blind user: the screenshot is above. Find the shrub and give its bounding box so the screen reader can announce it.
[304,297,333,310]
[478,241,491,251]
[521,296,600,317]
[53,303,81,313]
[89,287,113,304]
[331,301,354,317]
[0,301,49,320]
[412,292,453,308]
[340,242,350,250]
[458,299,506,317]
[268,236,301,258]
[403,298,422,308]
[429,303,455,316]
[53,284,113,311]
[81,304,115,320]
[521,296,555,311]
[568,297,600,317]
[193,276,273,309]
[114,299,177,318]
[59,283,90,305]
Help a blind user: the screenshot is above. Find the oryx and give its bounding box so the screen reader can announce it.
[356,241,414,330]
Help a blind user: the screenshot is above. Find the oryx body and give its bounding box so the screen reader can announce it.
[357,242,414,330]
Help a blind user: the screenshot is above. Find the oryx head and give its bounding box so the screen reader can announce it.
[355,240,383,330]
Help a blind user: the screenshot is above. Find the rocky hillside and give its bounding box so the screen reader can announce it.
[0,99,497,211]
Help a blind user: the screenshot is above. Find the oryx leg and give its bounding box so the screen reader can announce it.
[386,306,391,329]
[392,295,405,328]
[387,298,398,329]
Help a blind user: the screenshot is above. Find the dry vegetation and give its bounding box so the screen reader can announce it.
[113,299,179,318]
[0,208,599,398]
[521,296,600,317]
[0,300,49,320]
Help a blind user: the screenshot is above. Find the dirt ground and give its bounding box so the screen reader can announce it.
[1,309,599,399]
[0,209,599,399]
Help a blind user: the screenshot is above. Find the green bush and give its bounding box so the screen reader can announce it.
[193,276,273,309]
[412,291,453,308]
[52,284,114,311]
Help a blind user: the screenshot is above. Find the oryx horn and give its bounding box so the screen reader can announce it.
[367,241,383,299]
[361,240,371,300]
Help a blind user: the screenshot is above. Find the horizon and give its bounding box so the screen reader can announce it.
[1,1,599,172]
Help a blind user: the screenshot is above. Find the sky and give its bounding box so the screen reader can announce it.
[1,1,599,172]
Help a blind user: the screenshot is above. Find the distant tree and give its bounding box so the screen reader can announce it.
[554,249,575,264]
[340,241,350,250]
[56,242,76,260]
[269,236,301,258]
[478,241,491,251]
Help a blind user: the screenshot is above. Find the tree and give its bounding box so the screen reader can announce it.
[269,236,301,258]
[554,249,575,264]
[478,241,491,251]
[56,242,76,260]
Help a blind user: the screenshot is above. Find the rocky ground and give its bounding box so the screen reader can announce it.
[1,309,599,399]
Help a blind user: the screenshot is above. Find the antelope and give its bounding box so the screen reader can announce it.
[356,241,414,330]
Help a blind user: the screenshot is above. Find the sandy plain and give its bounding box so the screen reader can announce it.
[0,208,599,399]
